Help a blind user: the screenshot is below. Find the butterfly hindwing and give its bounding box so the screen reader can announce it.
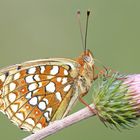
[0,58,80,132]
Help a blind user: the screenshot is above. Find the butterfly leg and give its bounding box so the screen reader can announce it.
[78,92,96,114]
[93,69,105,81]
[94,65,116,80]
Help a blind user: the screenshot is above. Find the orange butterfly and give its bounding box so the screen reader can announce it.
[0,11,95,132]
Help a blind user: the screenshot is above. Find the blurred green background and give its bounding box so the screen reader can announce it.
[0,0,140,140]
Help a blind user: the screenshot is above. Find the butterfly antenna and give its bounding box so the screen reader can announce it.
[85,10,90,51]
[77,10,85,51]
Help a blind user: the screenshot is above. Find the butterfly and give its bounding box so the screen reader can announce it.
[0,11,95,133]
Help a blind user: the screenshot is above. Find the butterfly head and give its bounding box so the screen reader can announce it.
[83,49,94,65]
[77,49,94,63]
[77,49,94,76]
[79,49,94,73]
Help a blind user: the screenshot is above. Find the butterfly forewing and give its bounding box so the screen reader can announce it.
[0,59,80,132]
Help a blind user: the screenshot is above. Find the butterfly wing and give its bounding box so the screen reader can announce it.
[0,58,80,132]
[0,64,21,112]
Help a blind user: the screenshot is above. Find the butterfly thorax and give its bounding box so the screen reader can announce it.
[76,50,94,94]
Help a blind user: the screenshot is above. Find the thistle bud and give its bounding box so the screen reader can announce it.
[92,72,140,129]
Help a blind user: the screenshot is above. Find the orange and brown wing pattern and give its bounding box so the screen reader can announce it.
[0,73,7,112]
[0,64,21,113]
[0,59,79,132]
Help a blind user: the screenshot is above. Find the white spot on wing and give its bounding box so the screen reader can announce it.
[64,69,68,75]
[28,83,37,91]
[44,112,50,121]
[28,67,36,74]
[26,92,32,99]
[9,83,16,91]
[46,108,52,116]
[26,75,34,83]
[43,98,48,105]
[14,73,20,80]
[29,97,38,106]
[34,75,40,81]
[62,78,67,84]
[25,118,35,126]
[57,77,62,82]
[55,92,62,102]
[15,112,24,121]
[45,82,55,93]
[50,66,59,75]
[40,66,45,73]
[36,123,42,129]
[38,101,46,110]
[0,74,6,82]
[11,104,18,112]
[9,93,16,102]
[64,85,71,92]
[38,82,42,88]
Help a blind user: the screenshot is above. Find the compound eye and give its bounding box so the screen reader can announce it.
[83,55,91,62]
